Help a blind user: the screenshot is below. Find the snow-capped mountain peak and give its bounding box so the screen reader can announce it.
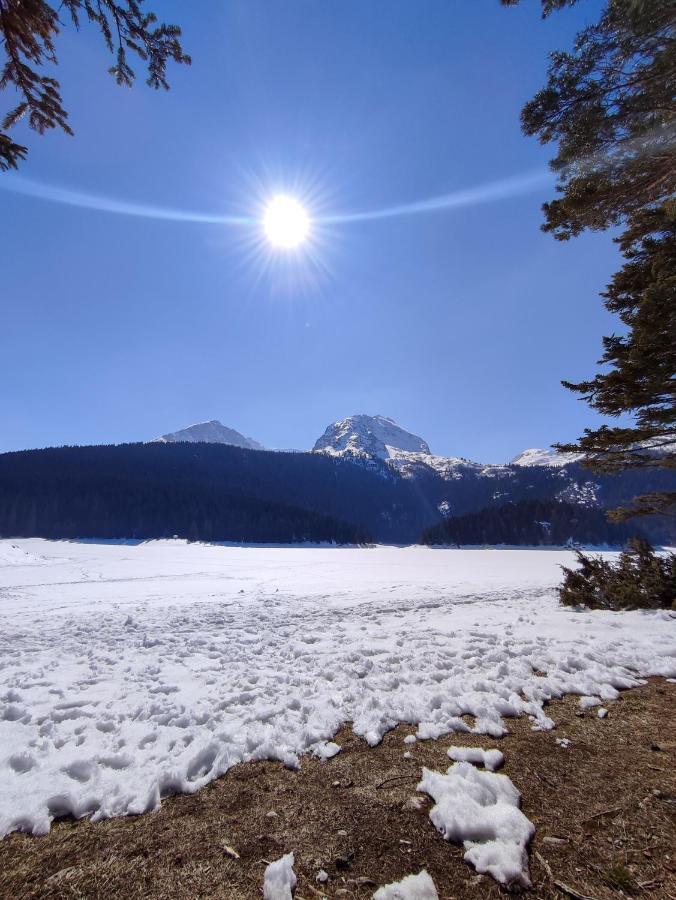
[313,414,431,460]
[153,420,264,450]
[510,447,582,467]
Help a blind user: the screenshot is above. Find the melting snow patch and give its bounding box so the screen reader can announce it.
[311,741,341,760]
[447,746,504,771]
[373,869,439,899]
[555,737,571,748]
[418,762,534,889]
[597,707,608,719]
[263,852,296,900]
[579,695,602,709]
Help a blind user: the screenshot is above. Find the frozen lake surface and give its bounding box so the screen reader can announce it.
[1,539,674,839]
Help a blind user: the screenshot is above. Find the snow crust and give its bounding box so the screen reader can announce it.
[263,852,296,900]
[0,539,674,839]
[418,761,534,888]
[373,869,439,899]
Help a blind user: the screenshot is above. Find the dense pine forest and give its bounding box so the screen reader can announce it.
[421,500,645,547]
[0,443,425,544]
[0,443,672,546]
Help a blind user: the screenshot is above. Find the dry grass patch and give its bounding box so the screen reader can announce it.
[1,679,674,899]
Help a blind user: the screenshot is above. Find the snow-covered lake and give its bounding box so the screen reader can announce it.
[1,539,674,839]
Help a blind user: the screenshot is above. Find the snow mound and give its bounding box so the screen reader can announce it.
[418,762,534,889]
[447,746,504,771]
[373,869,439,899]
[263,852,297,900]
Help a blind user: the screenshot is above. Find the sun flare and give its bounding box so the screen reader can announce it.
[263,195,310,248]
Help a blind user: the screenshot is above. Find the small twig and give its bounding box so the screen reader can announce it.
[301,883,327,898]
[524,764,557,789]
[580,805,623,823]
[553,879,598,900]
[534,850,554,880]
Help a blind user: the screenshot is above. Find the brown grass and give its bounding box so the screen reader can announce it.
[1,679,674,899]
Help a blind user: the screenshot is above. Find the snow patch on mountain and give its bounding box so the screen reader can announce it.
[313,415,431,460]
[153,420,264,450]
[557,480,600,507]
[313,415,516,483]
[387,450,495,481]
[510,448,582,467]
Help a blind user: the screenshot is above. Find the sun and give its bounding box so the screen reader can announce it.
[263,195,310,248]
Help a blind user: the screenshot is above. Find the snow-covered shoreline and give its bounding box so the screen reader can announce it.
[1,539,674,839]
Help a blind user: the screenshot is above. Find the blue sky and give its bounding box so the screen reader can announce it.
[1,0,617,462]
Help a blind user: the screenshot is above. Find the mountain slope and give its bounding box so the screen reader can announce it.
[313,414,431,459]
[422,499,642,547]
[1,419,672,546]
[0,443,438,544]
[510,447,582,467]
[311,414,675,543]
[154,420,264,450]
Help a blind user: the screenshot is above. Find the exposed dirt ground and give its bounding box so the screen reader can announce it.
[1,679,674,900]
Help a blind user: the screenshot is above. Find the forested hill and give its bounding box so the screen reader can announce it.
[421,500,645,547]
[0,442,437,544]
[0,442,672,546]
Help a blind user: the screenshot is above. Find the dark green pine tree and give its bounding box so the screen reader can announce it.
[557,204,675,519]
[0,0,190,170]
[503,0,676,520]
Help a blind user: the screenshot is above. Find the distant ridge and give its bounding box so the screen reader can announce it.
[510,447,582,467]
[153,420,264,451]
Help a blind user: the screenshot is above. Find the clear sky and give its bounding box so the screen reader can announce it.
[1,0,618,463]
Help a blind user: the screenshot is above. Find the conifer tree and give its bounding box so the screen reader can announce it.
[0,0,190,170]
[503,0,675,518]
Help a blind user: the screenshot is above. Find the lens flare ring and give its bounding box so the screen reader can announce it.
[1,168,552,228]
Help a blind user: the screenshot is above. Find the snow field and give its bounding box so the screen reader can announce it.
[0,539,674,840]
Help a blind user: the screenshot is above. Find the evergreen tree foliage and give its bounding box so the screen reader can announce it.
[503,0,675,238]
[0,0,190,170]
[0,443,370,545]
[559,538,676,609]
[557,204,676,517]
[0,443,673,545]
[420,499,642,547]
[503,0,676,519]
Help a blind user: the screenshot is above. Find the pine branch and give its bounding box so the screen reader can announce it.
[0,0,190,167]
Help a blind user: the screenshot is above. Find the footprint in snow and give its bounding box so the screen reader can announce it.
[63,760,94,782]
